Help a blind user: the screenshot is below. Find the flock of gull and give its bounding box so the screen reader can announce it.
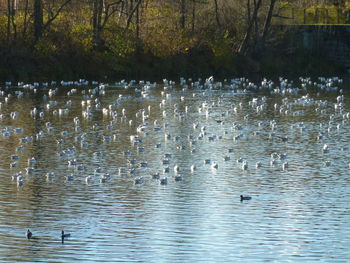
[1,76,349,202]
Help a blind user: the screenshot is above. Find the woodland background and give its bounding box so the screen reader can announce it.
[0,0,349,81]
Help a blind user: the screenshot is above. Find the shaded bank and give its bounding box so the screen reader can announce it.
[0,26,348,82]
[0,49,346,83]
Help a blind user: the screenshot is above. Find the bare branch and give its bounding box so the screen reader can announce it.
[42,0,73,32]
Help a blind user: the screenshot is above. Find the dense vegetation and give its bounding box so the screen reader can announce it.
[0,0,349,81]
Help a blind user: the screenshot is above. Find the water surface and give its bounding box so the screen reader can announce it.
[0,77,349,262]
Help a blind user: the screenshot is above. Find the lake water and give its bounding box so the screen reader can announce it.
[0,77,349,262]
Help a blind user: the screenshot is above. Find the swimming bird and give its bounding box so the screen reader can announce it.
[100,173,110,183]
[61,230,70,243]
[46,172,56,181]
[17,178,24,187]
[240,195,252,201]
[26,229,32,239]
[241,161,248,171]
[65,174,74,181]
[85,176,92,184]
[152,173,160,179]
[134,177,144,185]
[160,177,168,185]
[190,165,196,173]
[174,175,183,181]
[324,161,331,167]
[322,144,329,153]
[211,162,218,169]
[173,164,180,173]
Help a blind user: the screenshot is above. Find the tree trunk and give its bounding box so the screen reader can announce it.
[253,0,259,44]
[92,0,104,50]
[238,0,262,54]
[118,0,125,23]
[261,0,276,43]
[180,0,186,29]
[213,0,221,28]
[246,0,251,26]
[130,0,133,14]
[124,0,142,33]
[34,0,43,40]
[92,0,98,33]
[7,0,11,43]
[11,0,17,41]
[136,0,140,39]
[23,0,29,38]
[191,0,196,33]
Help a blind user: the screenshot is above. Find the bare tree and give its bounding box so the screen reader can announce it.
[22,0,30,38]
[125,0,143,32]
[10,0,17,41]
[191,0,196,33]
[238,0,262,54]
[34,0,44,40]
[261,0,277,43]
[92,0,104,49]
[33,0,73,41]
[43,0,73,32]
[180,0,186,29]
[246,0,251,26]
[7,0,11,43]
[213,0,221,28]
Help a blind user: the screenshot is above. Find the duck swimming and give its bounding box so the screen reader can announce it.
[160,177,168,185]
[26,229,32,239]
[61,230,70,243]
[240,195,252,201]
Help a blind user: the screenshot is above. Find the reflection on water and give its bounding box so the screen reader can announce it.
[0,77,350,262]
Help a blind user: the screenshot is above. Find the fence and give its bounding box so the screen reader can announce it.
[274,7,350,25]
